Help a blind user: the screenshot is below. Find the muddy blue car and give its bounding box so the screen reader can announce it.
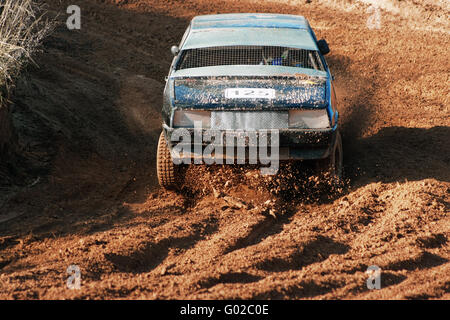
[157,13,342,189]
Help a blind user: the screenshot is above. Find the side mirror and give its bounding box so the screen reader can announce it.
[171,45,180,56]
[317,39,330,55]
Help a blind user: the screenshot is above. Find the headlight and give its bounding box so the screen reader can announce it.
[173,110,211,128]
[288,109,330,129]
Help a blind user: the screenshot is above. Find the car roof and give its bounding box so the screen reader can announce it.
[183,14,317,51]
[191,13,310,30]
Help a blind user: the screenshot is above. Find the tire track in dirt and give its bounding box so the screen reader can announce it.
[222,212,293,255]
[91,204,219,274]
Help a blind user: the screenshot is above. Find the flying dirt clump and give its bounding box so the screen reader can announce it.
[180,162,349,217]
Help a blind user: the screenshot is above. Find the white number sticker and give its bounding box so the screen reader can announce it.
[225,88,275,99]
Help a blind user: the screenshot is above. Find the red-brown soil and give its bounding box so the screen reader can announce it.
[0,0,448,299]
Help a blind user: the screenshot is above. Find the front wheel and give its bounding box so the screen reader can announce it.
[316,130,343,187]
[156,131,182,190]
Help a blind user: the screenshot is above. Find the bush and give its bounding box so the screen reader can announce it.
[0,0,52,105]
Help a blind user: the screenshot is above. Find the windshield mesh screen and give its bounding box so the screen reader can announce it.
[176,46,324,71]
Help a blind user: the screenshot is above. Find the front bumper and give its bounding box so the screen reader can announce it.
[162,124,337,161]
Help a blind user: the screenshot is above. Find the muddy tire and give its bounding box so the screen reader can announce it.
[316,130,343,187]
[157,131,180,190]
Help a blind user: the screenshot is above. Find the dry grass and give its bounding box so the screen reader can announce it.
[0,0,52,105]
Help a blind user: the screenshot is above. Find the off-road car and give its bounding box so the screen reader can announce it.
[157,13,342,189]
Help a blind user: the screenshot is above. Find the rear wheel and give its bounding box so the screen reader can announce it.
[316,130,343,187]
[157,131,181,189]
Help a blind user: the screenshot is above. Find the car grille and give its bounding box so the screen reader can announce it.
[211,111,288,130]
[176,46,324,71]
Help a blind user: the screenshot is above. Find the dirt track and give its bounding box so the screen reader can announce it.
[0,0,449,299]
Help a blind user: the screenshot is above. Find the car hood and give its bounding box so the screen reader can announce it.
[173,76,327,110]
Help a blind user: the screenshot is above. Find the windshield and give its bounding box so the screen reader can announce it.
[176,45,324,71]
